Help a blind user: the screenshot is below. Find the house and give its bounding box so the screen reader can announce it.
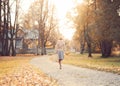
[16,28,39,54]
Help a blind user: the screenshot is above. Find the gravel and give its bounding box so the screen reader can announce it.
[30,55,120,86]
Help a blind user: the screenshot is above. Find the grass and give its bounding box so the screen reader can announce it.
[0,56,33,77]
[63,53,120,74]
[0,55,59,86]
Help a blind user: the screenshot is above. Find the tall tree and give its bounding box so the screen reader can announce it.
[1,0,10,56]
[94,0,120,57]
[9,0,20,56]
[72,0,95,57]
[72,0,120,57]
[0,0,20,56]
[22,0,58,55]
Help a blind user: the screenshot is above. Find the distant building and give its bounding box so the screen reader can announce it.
[16,28,39,54]
[16,29,25,49]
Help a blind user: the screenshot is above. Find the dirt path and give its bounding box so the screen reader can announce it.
[30,55,120,86]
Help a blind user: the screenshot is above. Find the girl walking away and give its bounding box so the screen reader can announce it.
[55,38,65,69]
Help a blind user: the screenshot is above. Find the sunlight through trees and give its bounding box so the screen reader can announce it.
[0,0,120,57]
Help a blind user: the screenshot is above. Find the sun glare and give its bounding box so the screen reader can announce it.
[53,0,82,40]
[53,0,74,19]
[20,0,35,12]
[77,0,84,3]
[20,0,84,40]
[59,28,76,40]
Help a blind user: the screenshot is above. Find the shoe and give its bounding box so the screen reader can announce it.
[60,66,62,69]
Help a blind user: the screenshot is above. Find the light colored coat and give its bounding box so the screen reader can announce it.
[55,39,65,51]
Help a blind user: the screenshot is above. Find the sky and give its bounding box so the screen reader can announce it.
[52,0,77,40]
[11,0,83,40]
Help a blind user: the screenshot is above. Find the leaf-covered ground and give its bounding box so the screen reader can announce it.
[0,56,58,86]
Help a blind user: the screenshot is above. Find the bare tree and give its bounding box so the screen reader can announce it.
[22,0,58,55]
[0,0,20,56]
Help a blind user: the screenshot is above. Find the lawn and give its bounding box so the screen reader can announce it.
[63,53,120,74]
[0,55,58,86]
[0,56,32,77]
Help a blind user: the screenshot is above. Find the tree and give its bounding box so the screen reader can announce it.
[10,0,20,56]
[22,0,58,55]
[0,0,20,56]
[72,0,120,57]
[94,0,120,57]
[72,0,95,57]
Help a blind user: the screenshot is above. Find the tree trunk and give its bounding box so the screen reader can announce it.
[41,40,46,55]
[37,30,40,55]
[0,0,1,55]
[80,27,86,54]
[100,40,112,57]
[2,1,9,56]
[80,43,85,54]
[44,43,46,55]
[0,0,1,33]
[87,42,92,57]
[84,23,92,57]
[41,29,46,55]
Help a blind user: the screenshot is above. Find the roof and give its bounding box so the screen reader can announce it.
[24,29,39,39]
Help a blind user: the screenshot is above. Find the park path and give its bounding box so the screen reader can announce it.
[30,55,120,86]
